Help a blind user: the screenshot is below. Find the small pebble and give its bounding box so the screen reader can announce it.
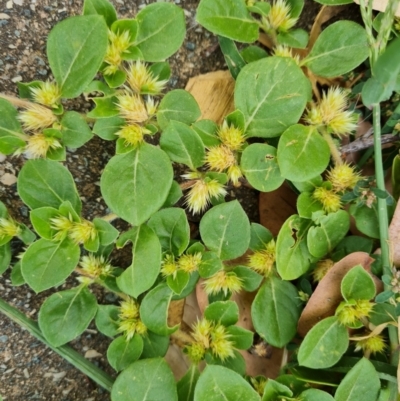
[11,76,22,83]
[0,13,11,19]
[6,1,13,9]
[185,42,196,51]
[23,368,29,378]
[0,335,8,343]
[84,349,102,359]
[13,0,24,5]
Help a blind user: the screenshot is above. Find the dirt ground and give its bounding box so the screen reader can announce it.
[0,0,361,399]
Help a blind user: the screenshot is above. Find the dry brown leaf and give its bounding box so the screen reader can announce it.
[353,0,400,16]
[185,70,235,124]
[165,343,191,381]
[168,299,185,327]
[297,252,382,337]
[389,200,400,266]
[259,183,297,236]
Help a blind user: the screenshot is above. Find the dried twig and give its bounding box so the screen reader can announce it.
[340,133,399,154]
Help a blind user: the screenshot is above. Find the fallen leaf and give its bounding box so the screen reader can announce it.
[389,200,400,266]
[297,252,382,337]
[84,349,102,359]
[354,0,400,16]
[168,299,185,327]
[165,343,191,381]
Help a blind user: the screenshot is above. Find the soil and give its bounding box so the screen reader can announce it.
[0,0,362,400]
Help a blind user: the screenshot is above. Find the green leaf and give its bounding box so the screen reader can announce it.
[226,326,253,350]
[0,243,11,274]
[116,225,161,298]
[104,70,127,88]
[157,90,201,131]
[47,15,108,98]
[252,276,301,347]
[232,266,263,292]
[334,358,380,401]
[93,115,124,141]
[218,36,246,79]
[235,57,310,138]
[93,218,119,246]
[307,210,350,259]
[349,203,381,239]
[192,120,220,147]
[111,19,138,44]
[276,215,314,280]
[18,159,82,213]
[199,251,224,278]
[61,111,93,148]
[140,283,178,336]
[247,2,271,17]
[297,192,323,219]
[196,0,259,43]
[101,143,173,226]
[298,316,349,368]
[29,207,60,240]
[0,98,26,154]
[83,0,117,27]
[277,29,309,49]
[95,304,119,338]
[240,46,268,63]
[177,365,200,401]
[111,358,178,401]
[87,96,119,119]
[160,121,205,169]
[38,286,97,347]
[205,350,246,376]
[141,332,170,359]
[135,3,185,62]
[313,0,352,4]
[194,365,260,401]
[167,270,190,295]
[204,301,239,326]
[370,303,396,325]
[277,125,330,182]
[249,223,273,251]
[163,181,183,208]
[299,389,335,401]
[341,265,376,301]
[11,261,25,286]
[262,379,292,401]
[107,335,144,372]
[304,21,368,77]
[21,238,80,293]
[200,201,250,260]
[241,143,284,191]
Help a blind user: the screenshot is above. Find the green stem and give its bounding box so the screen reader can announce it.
[0,298,115,392]
[321,129,343,166]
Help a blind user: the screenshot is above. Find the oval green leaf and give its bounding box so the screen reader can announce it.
[61,111,93,148]
[204,301,239,326]
[235,57,310,138]
[341,265,376,301]
[101,143,173,226]
[107,335,144,372]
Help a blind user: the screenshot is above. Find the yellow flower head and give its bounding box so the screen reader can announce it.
[118,318,147,340]
[186,342,206,363]
[355,335,386,355]
[227,164,243,187]
[263,0,298,32]
[116,93,148,124]
[217,122,246,151]
[50,214,74,241]
[312,186,342,213]
[185,179,227,215]
[126,61,168,95]
[178,252,202,273]
[78,254,112,278]
[24,133,62,159]
[119,298,140,320]
[68,219,97,244]
[0,217,20,239]
[326,163,361,193]
[203,270,243,296]
[312,258,334,282]
[205,145,236,172]
[210,323,235,361]
[19,104,57,131]
[304,106,323,126]
[336,299,374,326]
[116,124,145,148]
[103,30,131,75]
[273,45,301,65]
[30,81,61,108]
[161,254,179,278]
[247,240,276,276]
[145,97,158,117]
[192,318,213,348]
[354,299,374,319]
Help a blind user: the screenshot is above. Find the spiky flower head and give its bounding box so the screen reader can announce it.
[227,164,243,187]
[50,214,74,242]
[262,0,298,32]
[312,258,334,282]
[185,178,227,215]
[116,93,148,124]
[186,342,206,364]
[119,298,140,320]
[217,121,246,151]
[210,323,235,361]
[0,217,20,240]
[192,318,213,349]
[247,240,276,277]
[116,124,145,148]
[103,30,132,75]
[326,163,361,193]
[145,97,158,117]
[30,81,61,108]
[68,220,97,245]
[354,335,386,355]
[205,145,236,172]
[312,186,342,213]
[305,87,358,136]
[178,252,202,273]
[78,254,112,280]
[273,45,301,65]
[117,298,147,339]
[336,299,374,326]
[19,104,57,131]
[126,61,168,95]
[161,254,179,278]
[24,133,62,159]
[203,270,243,296]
